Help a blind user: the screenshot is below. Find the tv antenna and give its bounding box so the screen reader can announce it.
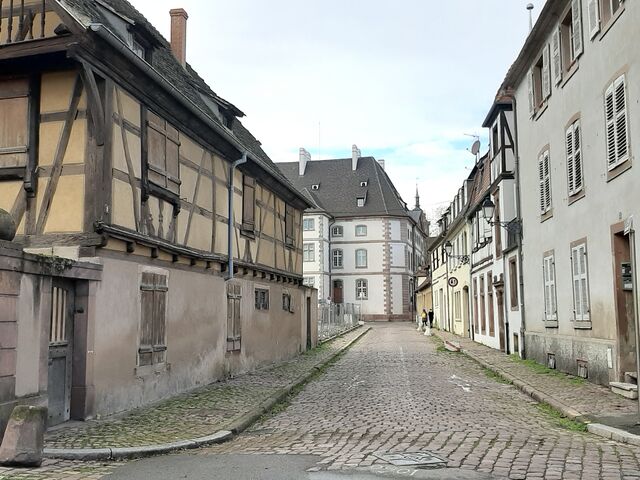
[464,133,481,162]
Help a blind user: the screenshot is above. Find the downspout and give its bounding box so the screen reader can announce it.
[227,153,247,280]
[507,92,527,357]
[466,214,475,341]
[328,218,335,303]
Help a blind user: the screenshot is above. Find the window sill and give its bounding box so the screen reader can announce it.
[355,266,368,269]
[533,102,549,121]
[540,209,554,223]
[240,228,255,240]
[567,189,586,206]
[543,320,558,328]
[598,5,626,42]
[135,362,169,377]
[510,306,520,312]
[574,320,592,330]
[607,158,632,182]
[560,62,579,89]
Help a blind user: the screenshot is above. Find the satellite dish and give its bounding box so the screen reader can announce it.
[470,140,481,156]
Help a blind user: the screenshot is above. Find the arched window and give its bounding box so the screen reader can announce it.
[356,279,368,300]
[355,249,368,268]
[332,249,343,268]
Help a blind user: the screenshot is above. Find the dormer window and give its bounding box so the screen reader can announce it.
[360,181,368,187]
[357,197,365,207]
[131,38,145,59]
[311,184,320,190]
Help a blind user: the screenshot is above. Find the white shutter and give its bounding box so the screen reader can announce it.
[566,125,575,195]
[542,44,551,99]
[552,28,562,85]
[579,244,590,320]
[572,0,584,59]
[573,121,583,193]
[543,258,550,319]
[571,246,582,319]
[527,70,535,117]
[571,244,590,321]
[614,76,629,164]
[605,82,617,168]
[543,255,558,321]
[549,256,557,319]
[587,0,600,39]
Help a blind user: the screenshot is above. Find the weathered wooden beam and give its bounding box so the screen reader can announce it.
[80,61,105,146]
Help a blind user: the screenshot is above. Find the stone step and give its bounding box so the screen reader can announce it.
[610,382,639,400]
[625,371,638,385]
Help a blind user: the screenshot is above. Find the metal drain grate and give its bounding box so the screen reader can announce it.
[373,451,447,468]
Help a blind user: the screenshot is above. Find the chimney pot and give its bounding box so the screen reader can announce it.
[170,8,188,67]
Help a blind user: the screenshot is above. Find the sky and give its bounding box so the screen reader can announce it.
[129,0,544,222]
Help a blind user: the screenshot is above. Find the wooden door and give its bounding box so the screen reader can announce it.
[333,280,343,304]
[48,280,75,426]
[496,287,506,352]
[614,230,635,379]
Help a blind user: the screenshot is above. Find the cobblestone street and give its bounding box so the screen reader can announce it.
[197,323,640,479]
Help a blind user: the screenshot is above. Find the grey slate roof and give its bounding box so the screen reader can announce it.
[57,0,306,205]
[277,157,412,219]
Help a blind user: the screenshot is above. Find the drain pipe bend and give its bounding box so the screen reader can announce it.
[227,153,248,280]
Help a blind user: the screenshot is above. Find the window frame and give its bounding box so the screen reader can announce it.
[566,119,584,197]
[332,249,344,269]
[143,108,181,202]
[0,76,32,181]
[303,242,315,262]
[285,204,295,247]
[282,292,293,313]
[543,253,558,322]
[509,257,519,311]
[355,248,368,268]
[255,288,270,310]
[605,74,630,172]
[332,225,343,237]
[355,279,368,300]
[538,149,552,215]
[303,218,315,231]
[571,242,591,323]
[355,225,367,237]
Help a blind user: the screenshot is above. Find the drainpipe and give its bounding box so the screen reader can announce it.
[327,218,335,304]
[507,93,527,358]
[227,153,247,280]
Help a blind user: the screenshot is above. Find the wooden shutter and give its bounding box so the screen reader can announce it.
[605,82,617,168]
[285,204,294,245]
[566,125,575,195]
[543,152,551,211]
[551,28,562,86]
[542,44,551,99]
[538,153,546,213]
[527,70,535,117]
[139,272,168,366]
[242,175,256,231]
[152,275,167,364]
[573,121,583,193]
[146,111,180,194]
[227,283,241,351]
[572,0,584,59]
[571,244,590,321]
[0,78,29,171]
[587,0,600,39]
[614,76,629,165]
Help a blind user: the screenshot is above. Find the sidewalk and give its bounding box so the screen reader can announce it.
[43,326,369,460]
[433,329,640,444]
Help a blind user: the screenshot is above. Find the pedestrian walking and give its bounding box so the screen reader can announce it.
[428,309,434,328]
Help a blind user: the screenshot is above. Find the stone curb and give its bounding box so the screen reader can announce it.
[319,323,364,345]
[43,326,371,461]
[430,330,640,447]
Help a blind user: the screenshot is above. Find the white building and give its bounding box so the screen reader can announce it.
[505,0,638,384]
[279,147,429,321]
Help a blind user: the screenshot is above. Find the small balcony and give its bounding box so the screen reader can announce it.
[1,0,59,46]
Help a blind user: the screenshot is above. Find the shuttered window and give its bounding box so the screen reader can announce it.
[538,150,552,214]
[285,204,295,246]
[571,0,584,60]
[0,78,29,173]
[509,258,519,310]
[566,120,583,196]
[242,175,256,232]
[571,243,590,321]
[605,75,629,170]
[255,288,269,310]
[551,28,562,85]
[588,0,601,38]
[139,272,168,366]
[542,44,551,100]
[543,254,557,321]
[226,282,241,351]
[146,110,180,195]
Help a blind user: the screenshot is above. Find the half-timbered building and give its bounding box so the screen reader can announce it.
[0,0,315,432]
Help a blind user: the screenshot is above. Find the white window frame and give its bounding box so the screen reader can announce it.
[332,225,343,237]
[543,254,558,321]
[538,149,552,214]
[605,75,630,171]
[355,249,368,268]
[356,279,368,300]
[303,276,315,287]
[303,218,315,231]
[332,249,343,268]
[571,243,590,322]
[566,120,584,196]
[303,243,315,262]
[357,197,365,207]
[355,225,367,237]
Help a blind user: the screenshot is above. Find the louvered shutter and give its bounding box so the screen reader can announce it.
[573,121,583,193]
[551,28,562,86]
[527,70,535,117]
[587,0,600,39]
[549,256,557,319]
[538,153,546,213]
[543,258,550,319]
[614,76,629,164]
[543,152,552,211]
[605,82,617,168]
[572,0,584,59]
[566,125,575,195]
[579,244,590,320]
[571,246,582,319]
[571,244,590,321]
[542,44,551,99]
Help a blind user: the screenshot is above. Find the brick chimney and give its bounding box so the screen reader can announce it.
[169,8,188,67]
[351,144,361,171]
[299,148,311,176]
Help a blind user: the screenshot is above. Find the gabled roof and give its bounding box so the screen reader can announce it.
[466,153,491,214]
[277,157,413,220]
[56,0,308,206]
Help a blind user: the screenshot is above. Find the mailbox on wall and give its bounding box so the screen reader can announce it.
[622,262,633,291]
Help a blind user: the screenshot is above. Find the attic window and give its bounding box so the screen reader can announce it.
[311,184,320,190]
[360,181,368,187]
[357,197,365,207]
[131,38,145,59]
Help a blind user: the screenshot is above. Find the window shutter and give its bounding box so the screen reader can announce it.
[544,152,552,211]
[242,176,256,230]
[543,258,550,319]
[566,125,575,195]
[542,44,551,99]
[605,82,617,169]
[587,0,600,39]
[550,257,557,319]
[572,0,584,59]
[152,274,167,364]
[573,121,583,193]
[527,70,535,117]
[571,247,581,319]
[538,153,546,213]
[614,76,629,164]
[551,28,562,86]
[579,244,590,320]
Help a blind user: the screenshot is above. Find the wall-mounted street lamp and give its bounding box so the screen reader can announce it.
[444,240,469,264]
[481,198,522,235]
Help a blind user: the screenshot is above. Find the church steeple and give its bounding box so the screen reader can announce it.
[415,185,420,209]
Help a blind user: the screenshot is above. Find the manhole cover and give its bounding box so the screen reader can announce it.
[373,451,447,468]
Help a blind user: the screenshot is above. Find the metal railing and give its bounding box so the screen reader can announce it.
[318,303,361,341]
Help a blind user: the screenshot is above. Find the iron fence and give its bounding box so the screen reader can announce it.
[318,303,361,341]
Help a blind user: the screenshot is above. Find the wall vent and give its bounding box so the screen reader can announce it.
[547,353,556,369]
